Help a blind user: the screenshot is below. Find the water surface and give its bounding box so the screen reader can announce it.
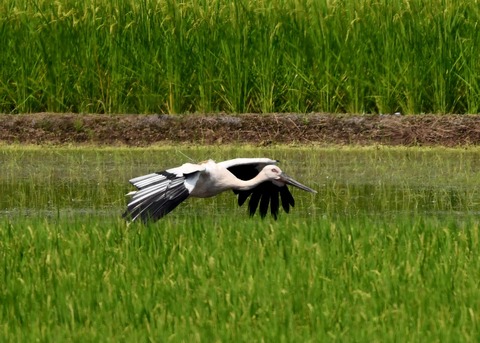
[1,146,480,221]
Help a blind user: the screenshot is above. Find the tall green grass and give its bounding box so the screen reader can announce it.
[2,214,480,342]
[1,146,480,341]
[1,0,479,114]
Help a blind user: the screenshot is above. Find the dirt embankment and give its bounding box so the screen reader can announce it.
[1,113,480,146]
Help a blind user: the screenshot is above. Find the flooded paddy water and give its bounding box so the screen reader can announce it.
[1,146,480,221]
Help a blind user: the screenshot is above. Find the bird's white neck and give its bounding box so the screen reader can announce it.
[190,163,275,198]
[233,172,272,191]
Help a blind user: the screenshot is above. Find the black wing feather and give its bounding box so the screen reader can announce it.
[228,162,298,219]
[147,180,190,221]
[270,188,279,219]
[123,171,192,223]
[279,186,295,213]
[248,190,262,217]
[228,164,261,181]
[237,191,250,207]
[259,190,270,218]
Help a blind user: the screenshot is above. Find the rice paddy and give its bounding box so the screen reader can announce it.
[1,0,480,114]
[1,145,480,342]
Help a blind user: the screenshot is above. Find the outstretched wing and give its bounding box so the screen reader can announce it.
[123,168,200,223]
[218,158,278,169]
[226,161,295,219]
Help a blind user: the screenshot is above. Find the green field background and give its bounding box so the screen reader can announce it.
[1,0,479,114]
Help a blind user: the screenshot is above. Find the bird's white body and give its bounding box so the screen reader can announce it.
[188,160,233,197]
[124,158,315,223]
[188,159,276,197]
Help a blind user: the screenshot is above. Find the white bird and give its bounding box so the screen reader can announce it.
[123,158,316,223]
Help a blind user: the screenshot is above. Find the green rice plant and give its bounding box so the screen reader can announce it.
[1,145,480,341]
[1,0,480,114]
[1,209,480,341]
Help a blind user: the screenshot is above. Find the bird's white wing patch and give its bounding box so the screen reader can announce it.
[129,172,161,185]
[127,182,171,207]
[218,158,278,169]
[184,172,200,193]
[129,173,167,189]
[167,163,205,176]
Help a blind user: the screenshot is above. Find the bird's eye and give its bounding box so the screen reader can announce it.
[271,168,279,173]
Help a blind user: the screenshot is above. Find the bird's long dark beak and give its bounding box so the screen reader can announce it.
[280,173,317,193]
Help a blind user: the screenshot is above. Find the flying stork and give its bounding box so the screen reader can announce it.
[123,158,316,223]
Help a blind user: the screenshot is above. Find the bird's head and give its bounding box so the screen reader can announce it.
[261,165,317,193]
[262,165,283,180]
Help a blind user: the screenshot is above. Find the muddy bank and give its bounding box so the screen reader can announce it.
[1,113,479,146]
